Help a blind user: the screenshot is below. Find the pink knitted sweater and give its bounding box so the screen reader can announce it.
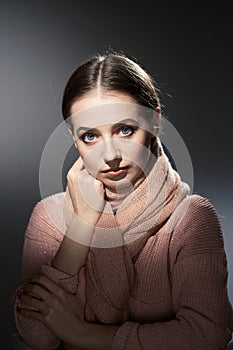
[12,191,233,349]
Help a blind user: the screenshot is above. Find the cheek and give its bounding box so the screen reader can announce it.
[120,140,151,169]
[83,157,99,175]
[79,146,103,177]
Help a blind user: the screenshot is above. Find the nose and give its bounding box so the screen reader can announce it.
[102,140,122,166]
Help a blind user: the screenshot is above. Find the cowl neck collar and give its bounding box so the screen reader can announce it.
[64,138,190,258]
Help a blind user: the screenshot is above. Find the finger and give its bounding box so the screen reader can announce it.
[79,167,92,178]
[67,156,85,184]
[17,307,44,322]
[66,183,72,202]
[29,274,62,295]
[73,156,85,172]
[18,292,47,314]
[23,283,44,300]
[23,283,55,308]
[21,283,66,316]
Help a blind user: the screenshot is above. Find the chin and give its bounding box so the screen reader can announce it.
[104,176,135,189]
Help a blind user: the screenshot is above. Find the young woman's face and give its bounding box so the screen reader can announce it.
[70,93,160,190]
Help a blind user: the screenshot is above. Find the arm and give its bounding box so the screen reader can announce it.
[108,197,233,350]
[12,156,104,348]
[85,241,135,324]
[16,257,121,350]
[13,156,133,347]
[110,254,233,350]
[51,213,95,276]
[49,157,104,280]
[52,157,135,325]
[12,200,83,349]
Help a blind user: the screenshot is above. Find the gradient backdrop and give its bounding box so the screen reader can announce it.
[1,1,232,348]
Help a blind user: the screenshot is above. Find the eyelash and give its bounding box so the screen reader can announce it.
[82,133,96,143]
[81,125,137,144]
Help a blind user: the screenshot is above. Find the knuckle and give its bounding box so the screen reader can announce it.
[37,275,46,284]
[67,172,73,180]
[67,168,75,177]
[31,285,39,295]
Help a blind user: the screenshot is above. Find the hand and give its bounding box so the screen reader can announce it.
[17,267,87,345]
[67,156,105,226]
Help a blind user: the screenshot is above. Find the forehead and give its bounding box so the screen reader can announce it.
[68,102,157,131]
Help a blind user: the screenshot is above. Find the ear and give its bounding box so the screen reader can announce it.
[155,106,161,121]
[150,107,160,139]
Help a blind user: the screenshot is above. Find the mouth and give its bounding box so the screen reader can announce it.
[102,167,128,178]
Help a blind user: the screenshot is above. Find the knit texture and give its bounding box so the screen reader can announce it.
[12,144,233,349]
[63,139,190,325]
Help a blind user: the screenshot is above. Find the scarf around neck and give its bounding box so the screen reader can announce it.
[63,138,190,324]
[65,138,190,259]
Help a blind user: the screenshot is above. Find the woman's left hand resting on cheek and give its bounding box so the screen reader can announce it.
[17,267,119,350]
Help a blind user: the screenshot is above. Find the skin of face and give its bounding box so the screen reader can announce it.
[69,93,161,192]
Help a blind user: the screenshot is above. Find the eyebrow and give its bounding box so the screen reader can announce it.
[76,118,139,135]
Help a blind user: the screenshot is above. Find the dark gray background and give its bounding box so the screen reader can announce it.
[1,0,232,348]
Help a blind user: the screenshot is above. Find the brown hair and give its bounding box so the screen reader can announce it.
[62,52,161,155]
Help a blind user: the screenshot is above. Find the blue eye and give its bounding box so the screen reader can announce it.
[82,133,96,143]
[120,126,134,136]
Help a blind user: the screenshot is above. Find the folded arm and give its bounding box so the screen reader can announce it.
[12,201,80,349]
[110,197,233,349]
[111,253,233,350]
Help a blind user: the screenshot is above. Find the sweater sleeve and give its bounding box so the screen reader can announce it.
[111,196,233,350]
[85,243,135,324]
[12,199,79,350]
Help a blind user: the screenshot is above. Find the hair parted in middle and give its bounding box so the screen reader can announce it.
[62,52,162,156]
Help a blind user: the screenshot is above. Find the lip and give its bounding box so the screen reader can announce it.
[102,166,127,173]
[102,167,128,178]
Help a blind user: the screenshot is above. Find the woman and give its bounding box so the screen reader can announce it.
[12,53,233,349]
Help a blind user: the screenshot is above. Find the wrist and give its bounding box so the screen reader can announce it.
[75,321,119,350]
[74,208,101,226]
[51,214,95,275]
[66,214,95,245]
